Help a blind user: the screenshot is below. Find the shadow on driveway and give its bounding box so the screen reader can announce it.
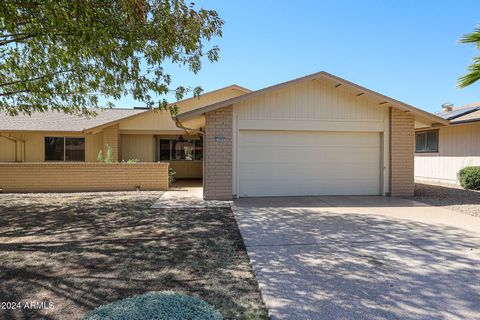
[234,196,480,320]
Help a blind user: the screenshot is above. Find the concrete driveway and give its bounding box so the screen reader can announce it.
[233,196,480,320]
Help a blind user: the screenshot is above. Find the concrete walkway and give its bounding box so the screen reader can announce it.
[233,196,480,320]
[151,185,231,209]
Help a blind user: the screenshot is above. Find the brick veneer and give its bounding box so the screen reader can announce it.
[390,108,415,197]
[103,124,120,161]
[204,106,233,200]
[0,162,169,192]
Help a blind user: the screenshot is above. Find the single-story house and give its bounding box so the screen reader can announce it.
[0,85,249,192]
[415,103,480,184]
[0,71,447,197]
[175,71,448,200]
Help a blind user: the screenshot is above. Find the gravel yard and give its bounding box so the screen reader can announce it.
[0,191,268,320]
[414,182,480,217]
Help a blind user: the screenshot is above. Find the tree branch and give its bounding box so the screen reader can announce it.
[0,34,36,46]
[0,89,30,96]
[0,70,73,88]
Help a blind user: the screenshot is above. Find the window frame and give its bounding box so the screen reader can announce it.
[158,138,203,161]
[415,130,439,153]
[44,136,86,162]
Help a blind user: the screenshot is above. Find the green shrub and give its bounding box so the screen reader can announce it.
[97,145,114,163]
[168,167,176,187]
[97,150,104,162]
[105,144,114,163]
[458,166,480,190]
[83,292,223,320]
[126,158,140,163]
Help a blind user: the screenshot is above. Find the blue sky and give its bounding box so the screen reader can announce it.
[118,0,480,113]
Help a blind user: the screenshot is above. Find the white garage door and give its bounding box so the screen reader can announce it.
[238,130,381,197]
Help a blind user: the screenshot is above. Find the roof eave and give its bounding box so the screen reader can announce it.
[450,118,480,125]
[82,109,150,133]
[176,71,449,126]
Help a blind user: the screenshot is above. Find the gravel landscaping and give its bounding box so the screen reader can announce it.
[414,182,480,217]
[0,191,268,320]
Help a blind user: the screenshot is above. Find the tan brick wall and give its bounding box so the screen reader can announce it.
[390,108,415,197]
[204,106,233,200]
[0,162,169,192]
[103,124,120,161]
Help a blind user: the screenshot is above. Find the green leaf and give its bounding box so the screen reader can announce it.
[0,0,224,116]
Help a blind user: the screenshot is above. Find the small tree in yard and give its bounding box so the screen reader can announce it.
[0,0,223,116]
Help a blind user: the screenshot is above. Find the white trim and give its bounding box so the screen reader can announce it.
[232,107,239,198]
[382,111,390,195]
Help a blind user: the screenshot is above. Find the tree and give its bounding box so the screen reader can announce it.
[458,26,480,88]
[0,0,223,116]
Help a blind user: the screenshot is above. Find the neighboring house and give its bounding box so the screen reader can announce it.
[0,85,250,179]
[415,103,480,184]
[175,71,447,200]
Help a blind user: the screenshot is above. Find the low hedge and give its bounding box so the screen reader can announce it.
[83,292,223,320]
[458,166,480,190]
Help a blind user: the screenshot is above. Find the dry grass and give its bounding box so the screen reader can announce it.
[0,192,268,320]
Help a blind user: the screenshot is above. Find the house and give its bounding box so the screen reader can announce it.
[0,85,249,192]
[415,103,480,184]
[175,71,448,200]
[0,71,447,196]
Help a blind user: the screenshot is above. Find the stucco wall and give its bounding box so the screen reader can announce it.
[390,108,415,197]
[204,106,233,200]
[0,162,169,192]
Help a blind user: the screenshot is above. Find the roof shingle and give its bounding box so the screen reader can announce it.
[0,108,148,132]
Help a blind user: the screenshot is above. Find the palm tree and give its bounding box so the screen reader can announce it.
[459,26,480,88]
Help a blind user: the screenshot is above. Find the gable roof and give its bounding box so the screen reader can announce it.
[0,108,148,132]
[174,85,251,106]
[0,84,251,132]
[436,103,480,124]
[176,71,449,126]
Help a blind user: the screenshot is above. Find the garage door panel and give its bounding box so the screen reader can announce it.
[239,149,380,164]
[238,130,381,197]
[239,163,379,178]
[239,178,381,196]
[240,131,379,146]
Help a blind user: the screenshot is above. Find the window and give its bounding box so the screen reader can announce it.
[158,138,202,161]
[194,139,203,160]
[159,139,171,161]
[172,140,194,160]
[45,137,85,161]
[415,130,438,153]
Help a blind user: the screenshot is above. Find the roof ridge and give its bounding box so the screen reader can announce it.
[176,71,448,126]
